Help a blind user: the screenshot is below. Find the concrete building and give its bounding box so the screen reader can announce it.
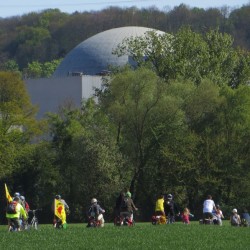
[26,76,102,118]
[25,26,164,119]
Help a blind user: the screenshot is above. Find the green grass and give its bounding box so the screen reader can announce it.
[0,222,249,249]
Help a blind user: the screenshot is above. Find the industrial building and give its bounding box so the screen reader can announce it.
[25,26,164,118]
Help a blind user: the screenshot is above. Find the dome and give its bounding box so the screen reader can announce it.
[53,26,164,77]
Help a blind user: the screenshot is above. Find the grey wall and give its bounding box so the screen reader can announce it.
[25,76,102,119]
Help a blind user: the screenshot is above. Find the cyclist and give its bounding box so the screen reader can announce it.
[87,198,105,227]
[12,192,20,200]
[164,194,180,224]
[6,196,27,231]
[53,195,69,228]
[120,192,138,225]
[19,196,30,229]
[155,194,165,216]
[152,194,166,225]
[20,196,30,214]
[55,195,69,211]
[202,195,216,224]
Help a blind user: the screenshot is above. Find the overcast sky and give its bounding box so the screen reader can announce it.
[0,0,249,18]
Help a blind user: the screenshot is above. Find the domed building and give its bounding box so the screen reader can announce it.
[26,26,165,118]
[53,26,164,77]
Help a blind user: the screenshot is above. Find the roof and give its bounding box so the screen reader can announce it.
[53,26,165,77]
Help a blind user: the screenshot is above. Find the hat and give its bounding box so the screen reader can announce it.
[126,192,131,198]
[232,208,237,213]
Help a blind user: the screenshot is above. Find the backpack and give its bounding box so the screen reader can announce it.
[121,197,129,209]
[89,205,98,217]
[6,201,17,214]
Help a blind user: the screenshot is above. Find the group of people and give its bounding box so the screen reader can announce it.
[5,192,30,231]
[6,190,249,230]
[86,187,139,227]
[202,195,250,226]
[202,195,224,225]
[113,188,138,226]
[154,193,187,224]
[153,193,250,227]
[228,208,250,227]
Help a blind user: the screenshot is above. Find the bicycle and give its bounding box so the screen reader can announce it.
[8,219,19,232]
[28,209,41,230]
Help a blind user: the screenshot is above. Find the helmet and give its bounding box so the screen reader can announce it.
[14,192,20,197]
[232,208,237,213]
[13,196,20,202]
[91,198,97,204]
[167,194,173,199]
[126,192,131,198]
[55,195,61,200]
[20,196,25,201]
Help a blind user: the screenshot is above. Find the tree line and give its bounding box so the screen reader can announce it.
[0,27,250,223]
[0,4,250,77]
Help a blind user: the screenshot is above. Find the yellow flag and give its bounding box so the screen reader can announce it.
[54,199,66,224]
[5,183,12,203]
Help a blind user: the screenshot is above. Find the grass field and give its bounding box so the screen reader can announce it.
[1,222,249,250]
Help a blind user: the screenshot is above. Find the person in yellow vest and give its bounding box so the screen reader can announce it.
[155,194,165,216]
[6,196,27,231]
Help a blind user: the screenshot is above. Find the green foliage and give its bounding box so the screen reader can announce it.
[0,71,41,179]
[23,59,62,78]
[14,26,51,67]
[46,99,127,221]
[1,5,250,71]
[98,67,166,201]
[1,60,20,73]
[114,27,250,86]
[0,8,250,220]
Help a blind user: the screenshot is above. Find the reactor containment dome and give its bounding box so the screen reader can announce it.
[53,26,165,77]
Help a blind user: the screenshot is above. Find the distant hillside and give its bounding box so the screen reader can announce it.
[0,4,250,71]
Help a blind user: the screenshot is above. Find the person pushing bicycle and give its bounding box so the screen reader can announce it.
[6,196,27,231]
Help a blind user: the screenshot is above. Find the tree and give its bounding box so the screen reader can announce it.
[14,26,51,67]
[114,27,250,86]
[47,99,126,221]
[1,59,20,73]
[0,71,41,179]
[98,67,172,205]
[23,59,62,78]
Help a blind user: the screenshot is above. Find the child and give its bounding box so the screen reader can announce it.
[182,208,193,224]
[152,194,166,225]
[214,205,224,226]
[241,208,250,227]
[230,208,241,226]
[155,194,165,216]
[87,198,105,227]
[164,194,180,224]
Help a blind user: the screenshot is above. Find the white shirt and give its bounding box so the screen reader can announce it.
[203,199,215,213]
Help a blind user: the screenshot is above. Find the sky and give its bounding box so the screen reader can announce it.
[0,0,249,18]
